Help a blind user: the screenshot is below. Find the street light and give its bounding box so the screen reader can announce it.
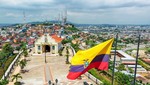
[45,34,47,63]
[45,49,47,63]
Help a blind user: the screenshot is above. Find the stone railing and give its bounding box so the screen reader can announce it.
[84,72,103,85]
[1,51,23,80]
[70,46,76,56]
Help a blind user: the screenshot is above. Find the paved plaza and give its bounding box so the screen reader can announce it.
[19,48,97,85]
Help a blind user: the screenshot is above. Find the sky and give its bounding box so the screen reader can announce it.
[0,0,150,24]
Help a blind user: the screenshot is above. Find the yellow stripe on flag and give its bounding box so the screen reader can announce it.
[71,38,114,65]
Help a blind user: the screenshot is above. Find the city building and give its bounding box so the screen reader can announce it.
[111,50,147,72]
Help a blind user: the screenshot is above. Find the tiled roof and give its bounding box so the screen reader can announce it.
[51,34,63,43]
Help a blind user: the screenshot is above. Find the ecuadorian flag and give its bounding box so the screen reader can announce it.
[67,38,114,80]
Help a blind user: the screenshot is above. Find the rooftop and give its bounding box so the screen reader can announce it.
[50,34,63,43]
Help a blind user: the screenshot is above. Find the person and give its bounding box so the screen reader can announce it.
[48,80,51,85]
[55,79,58,84]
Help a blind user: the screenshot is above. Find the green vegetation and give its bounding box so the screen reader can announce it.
[88,60,136,85]
[128,67,134,73]
[71,43,80,52]
[117,64,126,71]
[58,47,64,56]
[18,59,27,70]
[65,46,69,64]
[85,40,97,47]
[23,50,28,57]
[138,59,150,70]
[66,27,79,32]
[0,43,13,60]
[108,61,113,71]
[115,72,133,85]
[111,47,122,50]
[0,79,9,85]
[12,73,22,85]
[20,42,27,51]
[21,42,28,57]
[0,54,16,79]
[61,39,72,45]
[145,48,150,54]
[64,27,79,34]
[140,58,150,65]
[88,69,112,85]
[0,42,24,79]
[72,35,80,39]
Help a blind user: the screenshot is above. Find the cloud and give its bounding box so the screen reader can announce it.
[5,13,19,17]
[1,0,150,10]
[0,0,150,24]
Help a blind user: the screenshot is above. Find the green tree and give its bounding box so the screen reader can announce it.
[20,42,26,51]
[115,72,132,85]
[18,59,27,70]
[61,39,71,45]
[71,43,80,52]
[0,51,7,60]
[23,50,28,57]
[117,63,126,71]
[2,43,13,57]
[108,61,113,71]
[12,73,22,83]
[0,79,9,85]
[145,48,150,54]
[15,46,21,53]
[128,67,134,73]
[66,46,69,64]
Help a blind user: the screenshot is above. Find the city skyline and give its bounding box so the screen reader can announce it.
[0,0,150,24]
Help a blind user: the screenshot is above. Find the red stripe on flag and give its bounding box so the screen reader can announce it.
[67,62,108,80]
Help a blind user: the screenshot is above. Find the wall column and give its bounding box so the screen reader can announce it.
[55,44,58,54]
[50,45,52,53]
[35,45,37,54]
[40,45,42,54]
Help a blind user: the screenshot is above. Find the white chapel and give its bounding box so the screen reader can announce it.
[34,34,63,54]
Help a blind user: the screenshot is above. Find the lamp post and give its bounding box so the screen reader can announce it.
[45,49,47,63]
[45,49,46,63]
[133,30,141,85]
[112,29,118,85]
[45,34,47,63]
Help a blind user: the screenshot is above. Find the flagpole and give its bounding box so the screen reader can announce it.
[133,31,140,85]
[112,33,118,85]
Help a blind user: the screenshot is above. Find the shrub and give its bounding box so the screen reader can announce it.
[38,52,41,54]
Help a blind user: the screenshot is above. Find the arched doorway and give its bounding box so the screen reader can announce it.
[45,45,50,52]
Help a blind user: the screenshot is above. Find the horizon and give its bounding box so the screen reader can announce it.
[0,20,150,26]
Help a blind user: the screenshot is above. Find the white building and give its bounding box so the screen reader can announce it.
[34,34,63,55]
[111,50,147,72]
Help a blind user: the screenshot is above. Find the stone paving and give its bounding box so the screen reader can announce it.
[19,47,97,85]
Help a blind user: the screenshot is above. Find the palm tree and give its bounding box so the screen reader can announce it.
[12,73,22,83]
[23,50,28,57]
[66,46,69,64]
[18,59,27,70]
